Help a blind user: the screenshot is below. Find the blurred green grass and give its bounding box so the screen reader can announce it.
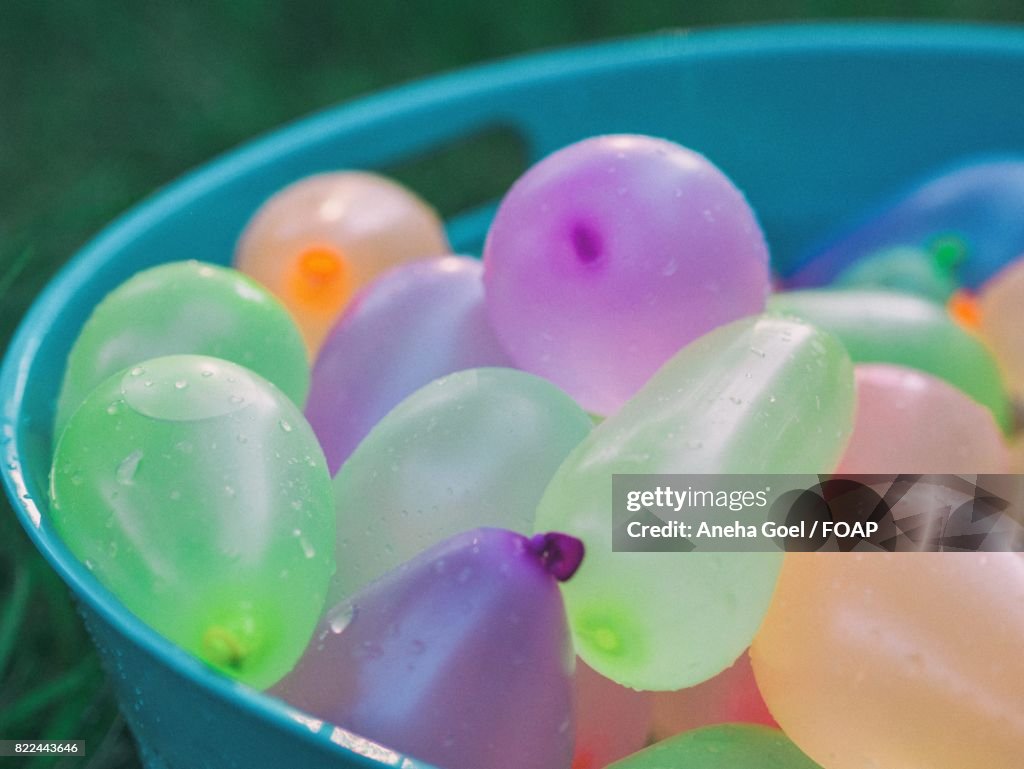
[3,2,1024,766]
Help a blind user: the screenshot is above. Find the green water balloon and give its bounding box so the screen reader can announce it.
[767,288,1011,431]
[534,315,855,690]
[832,245,959,303]
[331,367,592,603]
[607,724,822,769]
[50,355,334,689]
[55,260,310,439]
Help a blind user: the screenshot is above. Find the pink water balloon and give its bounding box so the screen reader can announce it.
[573,660,652,769]
[484,134,769,415]
[650,652,776,741]
[836,363,1009,474]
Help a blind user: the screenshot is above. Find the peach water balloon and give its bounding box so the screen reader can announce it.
[330,367,591,602]
[787,158,1024,288]
[49,355,335,689]
[54,261,309,439]
[650,652,775,741]
[751,552,1024,769]
[484,134,770,415]
[305,256,512,475]
[573,660,652,769]
[534,315,855,690]
[607,724,821,769]
[979,256,1024,399]
[768,289,1012,430]
[272,528,582,769]
[235,172,449,353]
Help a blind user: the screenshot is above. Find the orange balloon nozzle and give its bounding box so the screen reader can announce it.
[287,244,352,313]
[948,289,982,331]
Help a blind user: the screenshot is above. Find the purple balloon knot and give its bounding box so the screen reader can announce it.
[528,532,585,582]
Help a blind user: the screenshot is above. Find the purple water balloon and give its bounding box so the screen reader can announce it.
[271,528,582,769]
[483,134,770,415]
[305,256,512,474]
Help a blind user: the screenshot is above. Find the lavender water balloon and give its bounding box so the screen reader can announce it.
[272,528,582,769]
[484,134,770,415]
[306,256,512,474]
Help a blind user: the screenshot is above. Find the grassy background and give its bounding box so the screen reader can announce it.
[3,2,1024,766]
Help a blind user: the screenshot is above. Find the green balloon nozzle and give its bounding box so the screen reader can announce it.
[929,233,968,274]
[202,625,251,671]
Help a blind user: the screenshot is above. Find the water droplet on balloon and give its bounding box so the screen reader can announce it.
[116,450,143,486]
[327,603,355,634]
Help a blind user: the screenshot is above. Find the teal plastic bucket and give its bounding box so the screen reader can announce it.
[4,23,1024,769]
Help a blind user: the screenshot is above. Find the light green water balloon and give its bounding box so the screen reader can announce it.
[607,724,822,769]
[55,260,310,439]
[768,288,1011,431]
[534,315,855,690]
[331,367,592,603]
[50,355,334,689]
